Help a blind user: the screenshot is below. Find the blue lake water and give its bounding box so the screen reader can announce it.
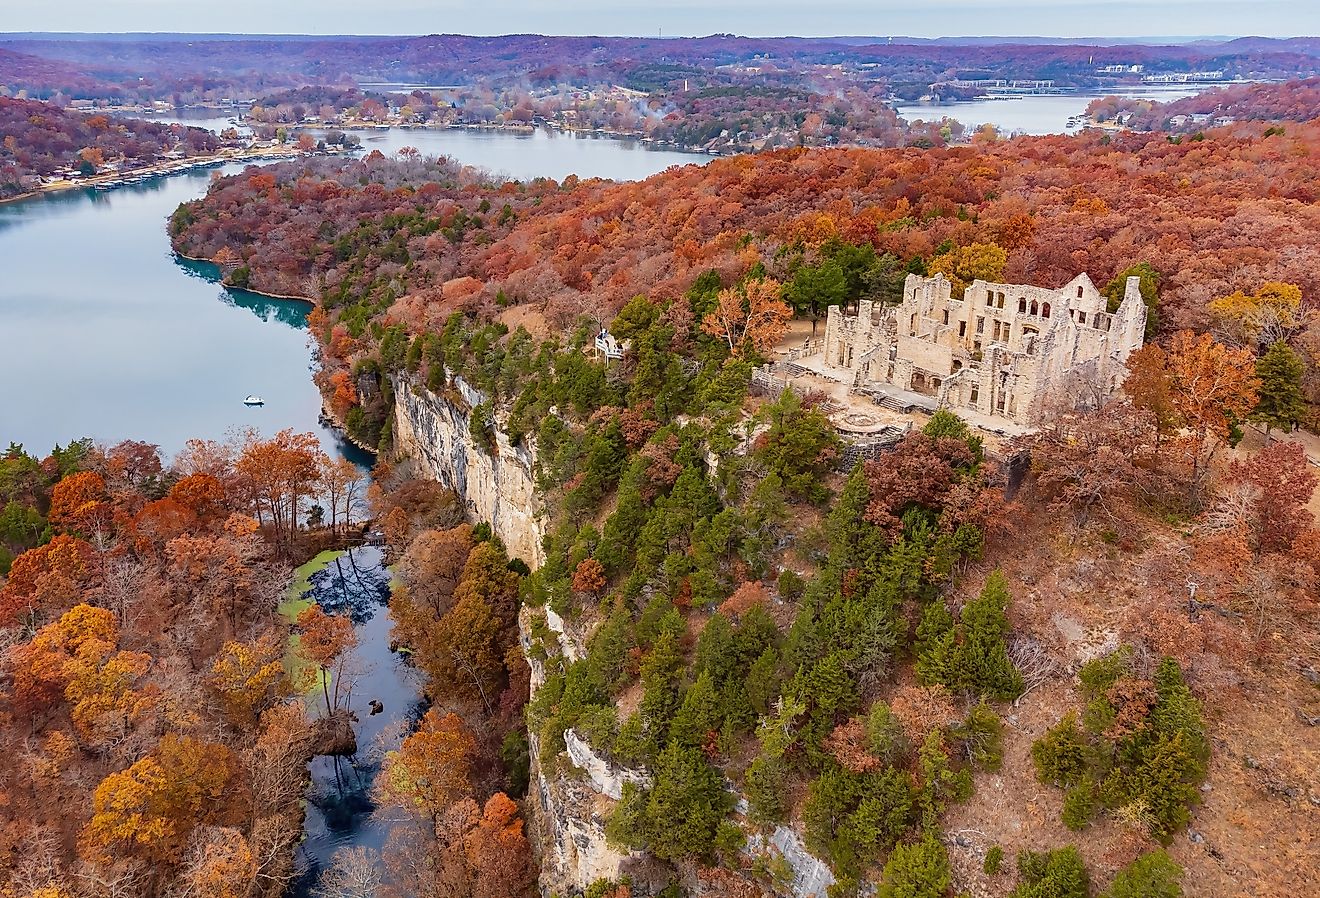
[896,85,1204,135]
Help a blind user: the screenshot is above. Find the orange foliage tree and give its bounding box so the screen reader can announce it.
[1128,331,1259,488]
[48,470,111,538]
[463,792,535,898]
[378,709,476,824]
[701,278,791,356]
[294,604,356,715]
[571,558,607,596]
[0,534,95,626]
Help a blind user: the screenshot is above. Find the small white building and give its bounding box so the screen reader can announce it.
[594,328,628,361]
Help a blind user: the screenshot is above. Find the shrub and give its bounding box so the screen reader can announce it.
[1061,780,1096,830]
[876,833,951,898]
[1102,849,1183,898]
[1011,846,1090,898]
[1031,712,1088,788]
[777,568,805,601]
[951,700,1003,771]
[984,844,1004,875]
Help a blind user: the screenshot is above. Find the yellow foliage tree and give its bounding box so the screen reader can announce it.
[1209,281,1307,347]
[63,641,154,749]
[927,242,1008,298]
[208,633,292,728]
[85,734,236,864]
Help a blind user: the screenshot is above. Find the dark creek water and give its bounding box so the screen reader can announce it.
[288,545,427,891]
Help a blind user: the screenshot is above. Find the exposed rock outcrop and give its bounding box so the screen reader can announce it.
[391,375,545,568]
[309,709,358,757]
[393,372,837,898]
[565,728,651,801]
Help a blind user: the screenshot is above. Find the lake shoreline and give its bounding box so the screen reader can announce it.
[291,119,725,157]
[172,250,319,303]
[0,146,336,207]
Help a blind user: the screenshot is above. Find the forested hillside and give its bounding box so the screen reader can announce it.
[5,33,1317,103]
[172,114,1320,446]
[1087,76,1320,133]
[166,90,1320,898]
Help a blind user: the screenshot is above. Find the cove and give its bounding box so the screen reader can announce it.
[0,168,367,462]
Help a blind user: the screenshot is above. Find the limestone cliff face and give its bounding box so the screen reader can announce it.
[391,375,545,569]
[393,376,633,892]
[394,375,835,897]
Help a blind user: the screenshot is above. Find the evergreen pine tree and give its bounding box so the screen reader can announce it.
[644,741,730,862]
[1251,341,1306,438]
[586,598,635,691]
[669,669,723,749]
[877,833,952,898]
[959,571,1024,700]
[743,754,788,826]
[638,610,686,744]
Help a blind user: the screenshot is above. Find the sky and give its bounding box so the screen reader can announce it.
[4,0,1318,39]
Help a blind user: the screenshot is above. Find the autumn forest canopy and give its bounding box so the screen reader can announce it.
[3,50,1320,898]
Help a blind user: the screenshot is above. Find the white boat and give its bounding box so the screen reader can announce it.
[243,395,265,406]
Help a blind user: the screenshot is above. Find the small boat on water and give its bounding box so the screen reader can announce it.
[243,395,265,406]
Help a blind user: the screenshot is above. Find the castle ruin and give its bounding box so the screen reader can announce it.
[821,272,1147,426]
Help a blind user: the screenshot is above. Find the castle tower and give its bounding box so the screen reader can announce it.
[1112,275,1148,353]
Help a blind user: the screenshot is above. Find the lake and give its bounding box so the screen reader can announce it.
[313,125,705,181]
[896,86,1204,135]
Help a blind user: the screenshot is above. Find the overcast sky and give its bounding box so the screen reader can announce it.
[4,0,1317,39]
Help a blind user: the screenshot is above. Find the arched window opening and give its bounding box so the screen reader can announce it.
[1030,300,1039,316]
[1018,298,1027,313]
[1042,302,1052,318]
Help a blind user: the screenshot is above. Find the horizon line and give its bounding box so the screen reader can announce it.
[2,31,1316,42]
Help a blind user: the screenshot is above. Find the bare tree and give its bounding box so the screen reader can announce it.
[315,846,381,898]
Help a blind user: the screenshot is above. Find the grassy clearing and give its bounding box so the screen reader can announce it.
[278,549,344,621]
[280,549,345,695]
